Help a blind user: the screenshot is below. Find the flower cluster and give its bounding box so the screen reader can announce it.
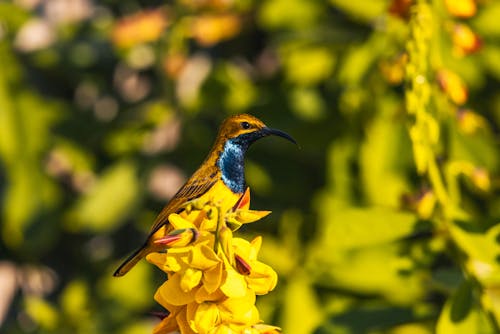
[146,188,280,334]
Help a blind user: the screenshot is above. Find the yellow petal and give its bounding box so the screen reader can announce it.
[250,236,262,259]
[192,302,221,333]
[176,307,196,334]
[202,263,224,294]
[199,207,219,231]
[152,313,179,334]
[237,210,272,224]
[169,213,197,230]
[253,324,282,333]
[146,253,168,270]
[157,274,196,306]
[220,289,258,324]
[219,227,234,261]
[195,286,225,303]
[220,268,247,298]
[189,244,221,270]
[247,262,278,295]
[181,268,202,292]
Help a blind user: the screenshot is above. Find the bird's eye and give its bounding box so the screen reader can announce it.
[240,121,251,129]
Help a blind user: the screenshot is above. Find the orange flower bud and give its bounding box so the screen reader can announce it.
[437,69,468,105]
[456,109,487,135]
[452,24,482,56]
[112,9,169,49]
[191,14,241,47]
[444,0,476,18]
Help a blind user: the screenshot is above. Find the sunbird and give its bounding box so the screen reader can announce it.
[113,114,296,277]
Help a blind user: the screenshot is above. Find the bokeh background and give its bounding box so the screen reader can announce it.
[1,0,500,333]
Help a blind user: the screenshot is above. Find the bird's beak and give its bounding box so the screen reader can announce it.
[261,127,297,145]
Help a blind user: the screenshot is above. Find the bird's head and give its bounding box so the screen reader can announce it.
[218,114,296,149]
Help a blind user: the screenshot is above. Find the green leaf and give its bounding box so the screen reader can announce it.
[24,297,59,331]
[360,96,412,207]
[329,0,387,23]
[309,242,425,304]
[316,202,421,252]
[281,274,323,334]
[258,0,324,30]
[65,161,140,232]
[472,2,500,38]
[436,280,494,334]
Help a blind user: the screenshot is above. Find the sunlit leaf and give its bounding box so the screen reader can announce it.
[436,280,494,334]
[258,0,324,30]
[281,275,322,334]
[24,296,59,330]
[329,0,387,23]
[65,161,140,232]
[316,202,421,252]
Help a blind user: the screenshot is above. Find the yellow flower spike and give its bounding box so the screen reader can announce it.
[181,268,203,292]
[147,189,279,332]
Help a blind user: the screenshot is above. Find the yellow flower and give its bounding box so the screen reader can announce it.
[186,288,259,334]
[232,237,278,295]
[226,188,271,231]
[147,187,279,333]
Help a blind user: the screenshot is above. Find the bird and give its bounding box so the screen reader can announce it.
[113,114,296,277]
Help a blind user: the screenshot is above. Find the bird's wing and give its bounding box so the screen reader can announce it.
[148,166,220,235]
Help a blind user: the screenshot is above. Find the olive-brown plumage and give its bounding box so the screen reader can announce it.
[113,114,295,277]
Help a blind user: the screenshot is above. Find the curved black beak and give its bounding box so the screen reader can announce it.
[261,127,297,145]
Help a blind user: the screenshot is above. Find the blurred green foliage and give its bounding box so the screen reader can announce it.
[1,0,500,333]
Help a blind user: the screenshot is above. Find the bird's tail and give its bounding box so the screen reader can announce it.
[113,245,149,277]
